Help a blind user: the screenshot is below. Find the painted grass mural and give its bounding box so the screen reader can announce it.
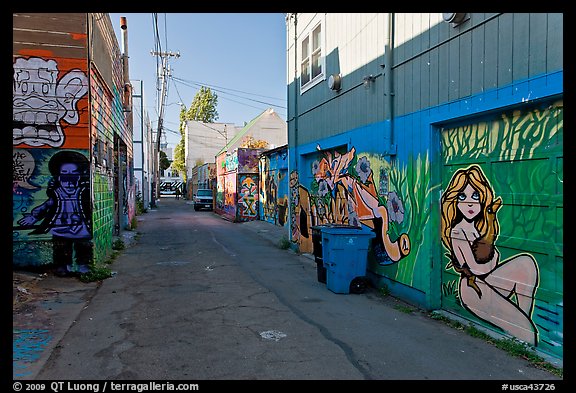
[368,152,436,286]
[440,101,563,356]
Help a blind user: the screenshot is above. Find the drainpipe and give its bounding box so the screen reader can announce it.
[287,13,299,244]
[384,13,396,162]
[292,13,298,162]
[121,16,132,113]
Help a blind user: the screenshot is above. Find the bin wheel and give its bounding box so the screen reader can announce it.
[350,277,368,294]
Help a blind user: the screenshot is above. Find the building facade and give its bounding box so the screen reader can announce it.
[13,13,135,272]
[131,79,155,209]
[215,148,265,222]
[184,120,240,181]
[286,13,563,360]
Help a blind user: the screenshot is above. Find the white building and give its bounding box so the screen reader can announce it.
[184,121,241,180]
[216,108,287,156]
[131,79,155,209]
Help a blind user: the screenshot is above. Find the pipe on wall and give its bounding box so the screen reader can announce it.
[384,12,396,160]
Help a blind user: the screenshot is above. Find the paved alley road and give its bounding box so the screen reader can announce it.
[35,197,561,382]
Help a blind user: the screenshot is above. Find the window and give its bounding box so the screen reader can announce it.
[300,22,324,92]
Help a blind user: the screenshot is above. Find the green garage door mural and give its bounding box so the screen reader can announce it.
[440,101,563,360]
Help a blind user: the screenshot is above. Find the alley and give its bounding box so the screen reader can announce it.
[33,198,560,381]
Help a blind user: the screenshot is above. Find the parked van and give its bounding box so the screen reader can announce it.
[193,189,214,211]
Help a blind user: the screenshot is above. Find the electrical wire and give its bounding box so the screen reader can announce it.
[171,76,286,111]
[172,76,285,102]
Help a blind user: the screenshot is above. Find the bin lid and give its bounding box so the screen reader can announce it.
[311,223,360,230]
[320,225,375,237]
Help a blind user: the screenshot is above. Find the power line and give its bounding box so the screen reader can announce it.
[172,76,285,102]
[171,78,275,113]
[171,76,286,110]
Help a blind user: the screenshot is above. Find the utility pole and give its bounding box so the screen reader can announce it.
[150,50,179,206]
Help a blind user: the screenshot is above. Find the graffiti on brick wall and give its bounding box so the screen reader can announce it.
[13,57,88,148]
[441,164,540,345]
[92,172,115,264]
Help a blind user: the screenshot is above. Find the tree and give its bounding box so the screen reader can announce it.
[240,135,269,149]
[171,87,219,181]
[187,86,219,122]
[171,139,186,181]
[159,150,171,172]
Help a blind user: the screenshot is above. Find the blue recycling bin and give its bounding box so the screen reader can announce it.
[321,226,375,294]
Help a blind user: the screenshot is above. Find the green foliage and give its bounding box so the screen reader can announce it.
[171,88,219,180]
[130,216,138,230]
[112,239,125,250]
[171,139,187,182]
[159,150,171,172]
[79,265,113,283]
[278,236,291,250]
[377,284,390,297]
[136,192,147,215]
[394,304,414,314]
[187,86,219,123]
[428,312,562,377]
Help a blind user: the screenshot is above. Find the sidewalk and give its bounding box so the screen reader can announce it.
[12,232,137,380]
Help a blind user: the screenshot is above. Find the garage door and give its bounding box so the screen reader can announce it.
[440,100,563,359]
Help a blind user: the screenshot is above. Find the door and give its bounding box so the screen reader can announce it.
[439,101,563,359]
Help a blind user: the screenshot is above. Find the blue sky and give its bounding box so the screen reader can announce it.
[110,13,287,147]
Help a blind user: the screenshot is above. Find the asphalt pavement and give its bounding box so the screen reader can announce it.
[12,196,564,383]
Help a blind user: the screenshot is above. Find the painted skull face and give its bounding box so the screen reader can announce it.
[13,57,88,147]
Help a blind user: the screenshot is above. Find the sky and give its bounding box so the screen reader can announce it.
[110,13,288,148]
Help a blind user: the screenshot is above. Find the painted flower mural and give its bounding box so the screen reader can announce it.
[386,191,405,224]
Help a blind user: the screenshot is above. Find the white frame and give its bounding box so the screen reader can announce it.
[300,18,325,94]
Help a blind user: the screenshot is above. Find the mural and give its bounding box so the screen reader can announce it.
[441,165,539,345]
[290,147,434,277]
[217,148,264,222]
[261,164,278,223]
[260,151,289,227]
[238,175,258,220]
[440,101,563,355]
[237,148,263,173]
[14,150,92,275]
[13,57,88,148]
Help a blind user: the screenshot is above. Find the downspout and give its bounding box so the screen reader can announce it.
[293,13,298,164]
[87,13,94,250]
[384,12,396,162]
[287,13,298,244]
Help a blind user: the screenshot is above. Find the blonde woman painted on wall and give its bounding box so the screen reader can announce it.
[440,165,540,346]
